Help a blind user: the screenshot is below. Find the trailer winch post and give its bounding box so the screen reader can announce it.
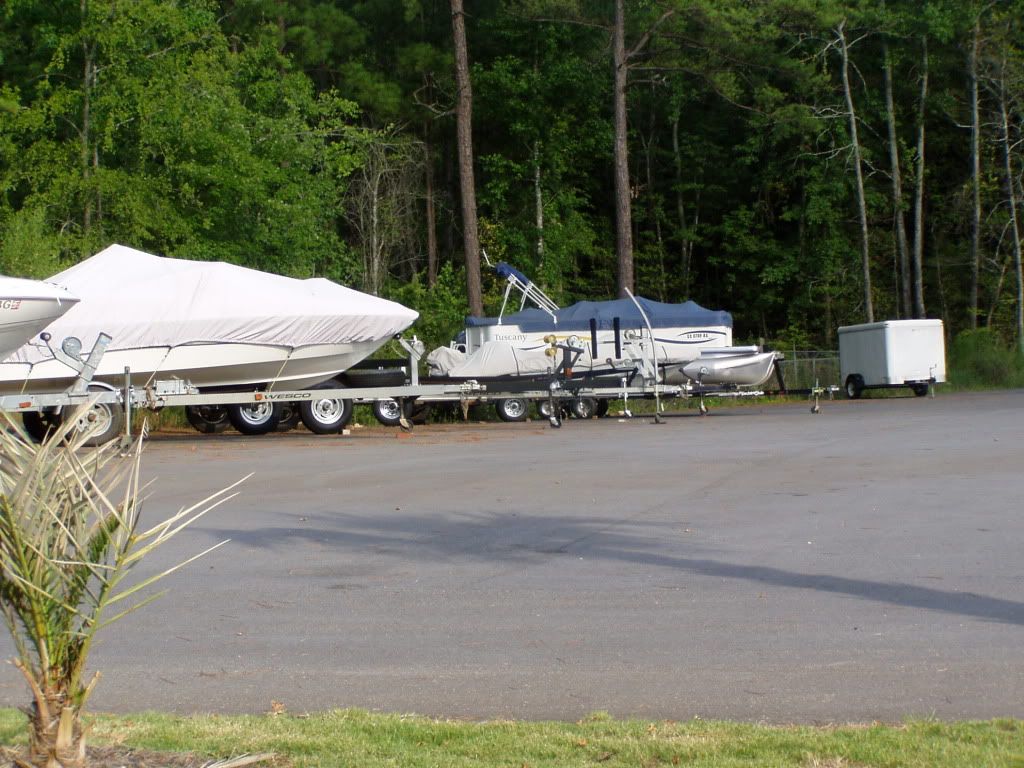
[122,366,132,448]
[624,289,664,424]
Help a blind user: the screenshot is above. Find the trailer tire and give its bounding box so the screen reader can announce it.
[372,398,414,427]
[185,405,230,434]
[844,374,865,400]
[495,397,529,422]
[570,397,598,420]
[911,383,929,397]
[595,399,610,418]
[299,381,352,434]
[22,411,59,442]
[276,403,302,431]
[410,402,432,424]
[228,402,281,435]
[536,399,569,419]
[61,386,125,447]
[78,403,124,446]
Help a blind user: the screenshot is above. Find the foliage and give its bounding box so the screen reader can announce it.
[948,328,1024,389]
[386,262,469,352]
[3,0,1024,350]
[0,410,243,767]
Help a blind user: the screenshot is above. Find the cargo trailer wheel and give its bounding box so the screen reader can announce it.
[372,398,413,427]
[228,402,281,435]
[185,405,229,434]
[911,383,929,397]
[299,381,352,434]
[595,399,610,417]
[570,397,597,420]
[844,374,865,400]
[495,397,529,422]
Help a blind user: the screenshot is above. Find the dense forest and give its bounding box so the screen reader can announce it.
[2,0,1023,351]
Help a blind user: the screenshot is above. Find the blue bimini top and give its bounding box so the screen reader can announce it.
[466,297,732,333]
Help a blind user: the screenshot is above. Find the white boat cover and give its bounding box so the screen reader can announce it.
[8,244,418,363]
[427,341,556,378]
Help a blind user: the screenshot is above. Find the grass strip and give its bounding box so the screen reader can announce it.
[0,709,1021,767]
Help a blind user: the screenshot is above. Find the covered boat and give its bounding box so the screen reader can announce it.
[0,244,418,394]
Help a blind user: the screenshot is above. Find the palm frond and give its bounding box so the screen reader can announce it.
[0,405,242,726]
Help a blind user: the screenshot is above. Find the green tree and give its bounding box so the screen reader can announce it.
[0,0,363,278]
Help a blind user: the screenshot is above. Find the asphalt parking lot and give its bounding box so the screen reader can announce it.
[0,390,1021,723]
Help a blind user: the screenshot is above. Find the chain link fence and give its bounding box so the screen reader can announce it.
[772,350,840,392]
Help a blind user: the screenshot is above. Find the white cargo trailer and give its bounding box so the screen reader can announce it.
[838,319,946,398]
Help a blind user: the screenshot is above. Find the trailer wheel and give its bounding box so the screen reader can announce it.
[595,399,610,418]
[910,383,929,397]
[185,405,230,434]
[22,411,59,442]
[66,386,125,447]
[276,403,302,431]
[536,399,553,419]
[372,398,412,427]
[495,397,529,422]
[410,402,432,425]
[570,397,598,420]
[228,402,281,435]
[299,381,352,434]
[844,374,865,400]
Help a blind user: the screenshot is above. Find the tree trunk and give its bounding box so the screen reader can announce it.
[80,0,93,245]
[612,0,634,298]
[450,0,483,316]
[16,660,89,768]
[29,701,87,768]
[670,110,693,296]
[968,19,982,329]
[534,141,545,268]
[644,92,665,300]
[911,35,928,318]
[882,32,912,317]
[998,76,1024,352]
[424,135,438,286]
[837,21,874,322]
[369,172,381,294]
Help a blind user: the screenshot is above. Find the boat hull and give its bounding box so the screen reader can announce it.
[0,283,79,362]
[679,351,779,387]
[0,339,385,395]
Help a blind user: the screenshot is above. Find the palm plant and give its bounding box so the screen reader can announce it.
[0,407,245,768]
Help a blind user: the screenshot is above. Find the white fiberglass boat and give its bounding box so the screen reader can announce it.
[0,245,418,395]
[0,276,79,362]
